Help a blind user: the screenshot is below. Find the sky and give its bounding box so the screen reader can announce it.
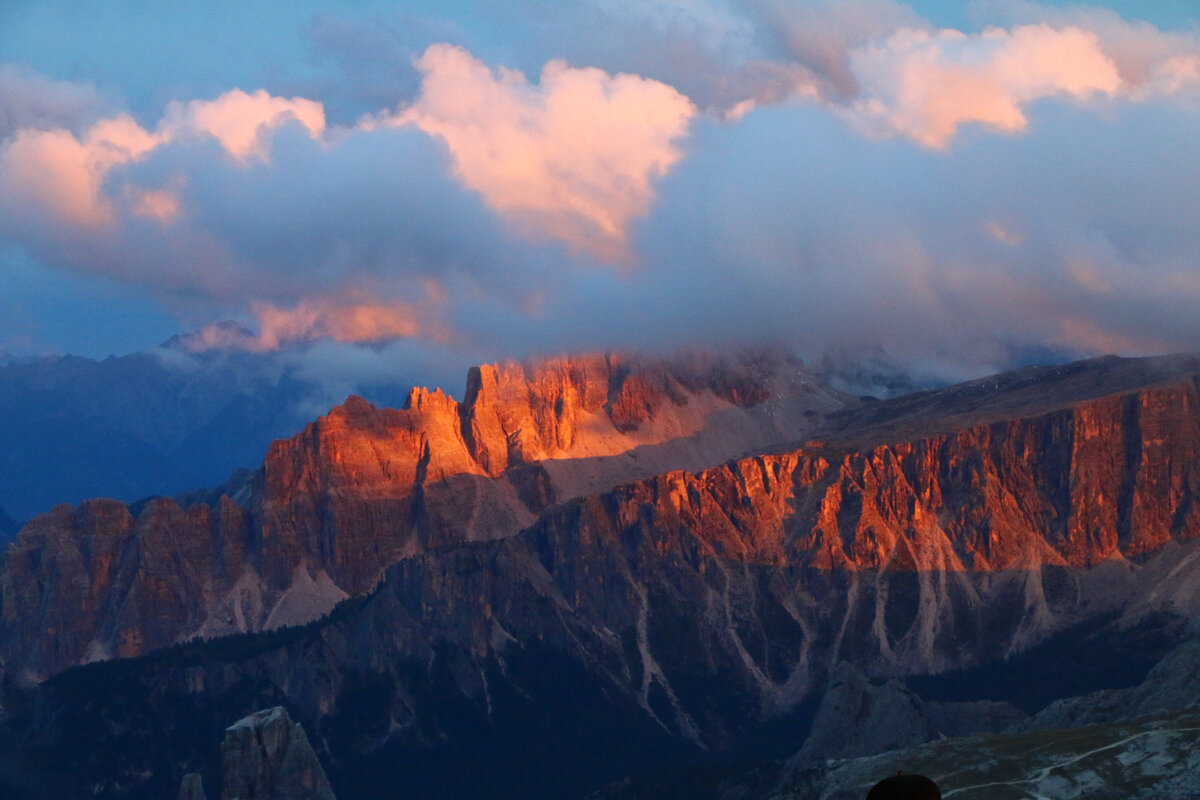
[0,0,1198,385]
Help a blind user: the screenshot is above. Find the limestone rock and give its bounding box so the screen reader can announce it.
[7,351,1200,700]
[0,495,251,679]
[0,349,836,681]
[177,772,208,800]
[796,663,933,763]
[1022,631,1200,731]
[221,707,336,800]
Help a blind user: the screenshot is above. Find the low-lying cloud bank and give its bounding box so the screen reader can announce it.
[1,0,1198,382]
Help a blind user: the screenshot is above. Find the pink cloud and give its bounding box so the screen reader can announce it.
[178,297,440,353]
[160,89,325,162]
[181,301,425,353]
[394,44,695,259]
[0,114,158,227]
[254,300,421,349]
[750,0,928,97]
[0,88,327,232]
[847,24,1123,147]
[975,1,1200,92]
[0,63,109,137]
[126,184,183,223]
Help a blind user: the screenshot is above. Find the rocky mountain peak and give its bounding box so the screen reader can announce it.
[220,707,337,800]
[262,348,839,501]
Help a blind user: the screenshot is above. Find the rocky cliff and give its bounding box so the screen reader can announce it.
[254,350,843,594]
[0,350,843,680]
[0,496,253,682]
[220,707,336,800]
[9,354,1200,799]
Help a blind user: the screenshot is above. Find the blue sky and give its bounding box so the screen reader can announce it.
[0,0,1198,381]
[4,2,1194,119]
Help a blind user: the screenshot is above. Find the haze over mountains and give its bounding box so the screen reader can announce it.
[0,336,428,521]
[3,348,1200,799]
[0,336,925,525]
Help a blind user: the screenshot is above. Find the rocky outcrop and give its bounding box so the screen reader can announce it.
[794,663,1023,763]
[772,707,1200,800]
[796,663,936,763]
[221,707,336,800]
[1022,628,1200,731]
[255,350,843,594]
[0,496,253,680]
[177,773,207,800]
[0,350,840,680]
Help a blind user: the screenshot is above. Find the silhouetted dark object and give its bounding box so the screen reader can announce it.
[866,771,941,799]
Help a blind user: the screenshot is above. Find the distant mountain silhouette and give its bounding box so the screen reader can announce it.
[0,344,416,520]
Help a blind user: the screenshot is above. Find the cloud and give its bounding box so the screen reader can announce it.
[616,97,1200,373]
[0,64,110,138]
[0,114,158,227]
[845,24,1123,147]
[745,0,928,96]
[257,300,419,347]
[159,89,326,162]
[2,8,1200,384]
[973,1,1200,89]
[392,43,695,258]
[178,287,455,354]
[0,87,327,233]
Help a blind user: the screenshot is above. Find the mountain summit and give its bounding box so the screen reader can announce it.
[4,351,1200,799]
[0,349,844,680]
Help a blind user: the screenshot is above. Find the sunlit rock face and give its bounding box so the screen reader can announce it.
[0,349,844,680]
[8,354,1200,800]
[0,496,252,680]
[256,350,844,595]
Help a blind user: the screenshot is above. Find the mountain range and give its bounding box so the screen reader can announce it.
[0,341,421,522]
[2,349,1199,799]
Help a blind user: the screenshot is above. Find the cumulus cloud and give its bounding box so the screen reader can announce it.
[845,24,1123,147]
[0,114,158,227]
[974,1,1200,88]
[619,97,1200,372]
[181,297,434,353]
[255,299,423,347]
[159,89,326,162]
[2,6,1200,383]
[746,0,928,96]
[0,64,111,138]
[0,87,327,234]
[392,44,695,258]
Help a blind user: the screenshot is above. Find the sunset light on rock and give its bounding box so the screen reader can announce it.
[2,3,1200,799]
